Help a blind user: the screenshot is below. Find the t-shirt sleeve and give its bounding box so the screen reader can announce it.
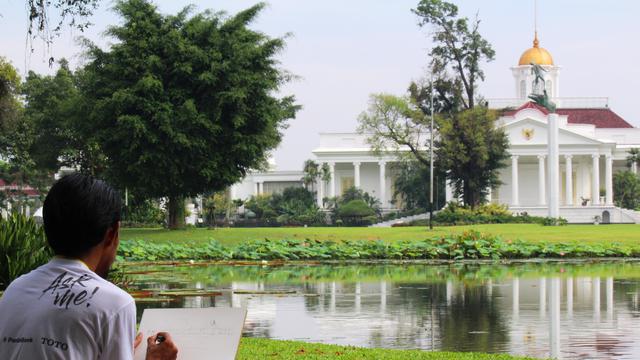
[100,300,136,360]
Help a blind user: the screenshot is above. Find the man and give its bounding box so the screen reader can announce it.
[0,173,178,359]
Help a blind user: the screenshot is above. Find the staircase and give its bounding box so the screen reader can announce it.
[370,212,432,228]
[618,208,640,224]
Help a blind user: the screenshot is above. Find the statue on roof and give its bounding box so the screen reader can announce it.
[528,62,556,113]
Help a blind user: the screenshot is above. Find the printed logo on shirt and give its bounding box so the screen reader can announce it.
[3,337,33,344]
[38,271,100,309]
[41,337,69,351]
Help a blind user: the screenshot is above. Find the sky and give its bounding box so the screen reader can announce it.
[2,0,640,171]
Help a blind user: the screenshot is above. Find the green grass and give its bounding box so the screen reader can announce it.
[121,224,640,247]
[237,338,539,360]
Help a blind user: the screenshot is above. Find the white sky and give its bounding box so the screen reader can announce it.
[2,0,639,170]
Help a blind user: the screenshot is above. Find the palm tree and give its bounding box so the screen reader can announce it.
[302,160,319,192]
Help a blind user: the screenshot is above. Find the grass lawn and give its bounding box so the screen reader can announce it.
[237,338,539,360]
[121,224,640,247]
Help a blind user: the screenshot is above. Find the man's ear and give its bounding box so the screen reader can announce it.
[103,221,121,250]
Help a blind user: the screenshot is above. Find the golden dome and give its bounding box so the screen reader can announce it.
[518,33,554,66]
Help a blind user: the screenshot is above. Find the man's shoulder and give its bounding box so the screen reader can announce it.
[10,259,134,315]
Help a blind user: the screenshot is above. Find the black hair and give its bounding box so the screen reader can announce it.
[43,173,122,257]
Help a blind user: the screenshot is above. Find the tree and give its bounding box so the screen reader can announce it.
[436,107,508,207]
[613,171,640,210]
[627,148,640,172]
[22,0,99,58]
[392,161,445,211]
[358,94,431,168]
[0,57,23,159]
[80,0,298,228]
[301,159,330,193]
[22,60,104,174]
[412,0,495,109]
[0,58,51,199]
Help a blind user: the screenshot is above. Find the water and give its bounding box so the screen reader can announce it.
[126,260,640,359]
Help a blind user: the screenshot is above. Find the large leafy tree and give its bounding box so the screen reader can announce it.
[357,94,430,168]
[412,0,495,109]
[22,60,103,174]
[613,171,640,210]
[436,107,508,207]
[0,57,23,157]
[81,0,298,228]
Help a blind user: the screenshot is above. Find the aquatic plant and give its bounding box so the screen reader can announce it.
[117,230,640,262]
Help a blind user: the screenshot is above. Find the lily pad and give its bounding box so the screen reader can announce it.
[233,289,297,295]
[133,297,178,303]
[128,290,156,298]
[158,290,223,297]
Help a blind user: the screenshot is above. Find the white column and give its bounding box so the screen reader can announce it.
[353,161,361,188]
[548,113,560,218]
[566,277,573,318]
[606,277,614,320]
[538,155,546,205]
[378,161,386,208]
[328,162,336,198]
[512,278,520,320]
[539,277,547,318]
[316,179,324,208]
[511,155,519,206]
[632,162,638,175]
[485,187,492,203]
[445,179,455,204]
[605,155,613,205]
[254,182,259,196]
[258,181,263,195]
[565,155,573,206]
[549,278,561,359]
[355,282,361,314]
[230,184,237,200]
[380,281,387,314]
[593,277,601,320]
[592,154,600,205]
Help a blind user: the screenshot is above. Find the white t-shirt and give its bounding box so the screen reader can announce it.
[0,258,136,359]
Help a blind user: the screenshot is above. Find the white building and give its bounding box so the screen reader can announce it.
[231,34,640,223]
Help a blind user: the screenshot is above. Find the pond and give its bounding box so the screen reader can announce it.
[125,260,640,360]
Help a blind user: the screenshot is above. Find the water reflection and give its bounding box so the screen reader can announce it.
[129,260,640,359]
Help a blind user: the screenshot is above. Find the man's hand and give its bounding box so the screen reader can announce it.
[145,332,178,360]
[134,332,143,350]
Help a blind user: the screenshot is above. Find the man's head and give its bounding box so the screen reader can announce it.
[43,173,122,274]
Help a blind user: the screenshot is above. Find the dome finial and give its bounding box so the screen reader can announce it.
[533,31,539,48]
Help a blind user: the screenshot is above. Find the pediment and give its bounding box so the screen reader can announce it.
[502,118,603,146]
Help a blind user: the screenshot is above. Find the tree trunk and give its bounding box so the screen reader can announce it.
[168,196,185,229]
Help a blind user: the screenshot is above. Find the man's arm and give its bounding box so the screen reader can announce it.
[101,301,137,360]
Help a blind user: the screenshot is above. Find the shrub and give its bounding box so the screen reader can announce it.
[0,213,52,289]
[539,217,569,226]
[337,199,376,226]
[429,202,544,226]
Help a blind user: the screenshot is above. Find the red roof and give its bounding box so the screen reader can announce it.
[0,179,39,197]
[556,108,633,129]
[503,102,633,129]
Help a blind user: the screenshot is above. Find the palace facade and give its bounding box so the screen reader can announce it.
[231,35,640,223]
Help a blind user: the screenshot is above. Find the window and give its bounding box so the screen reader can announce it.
[341,177,354,195]
[520,80,526,98]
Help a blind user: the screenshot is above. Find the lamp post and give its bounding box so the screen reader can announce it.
[429,75,434,230]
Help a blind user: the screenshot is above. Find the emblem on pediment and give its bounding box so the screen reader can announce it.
[522,128,535,141]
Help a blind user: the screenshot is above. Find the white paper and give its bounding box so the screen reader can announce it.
[134,307,247,360]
